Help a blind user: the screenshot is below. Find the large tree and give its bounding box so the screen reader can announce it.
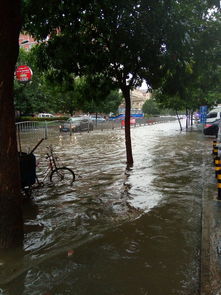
[0,0,23,248]
[154,7,221,125]
[23,0,220,166]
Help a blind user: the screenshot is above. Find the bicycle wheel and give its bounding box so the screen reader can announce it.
[50,167,75,185]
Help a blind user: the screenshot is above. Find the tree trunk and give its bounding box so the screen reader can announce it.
[185,108,189,129]
[0,0,23,248]
[175,109,182,131]
[190,111,193,126]
[121,86,133,167]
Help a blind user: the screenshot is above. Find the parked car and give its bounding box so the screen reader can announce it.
[217,121,221,156]
[59,116,93,132]
[203,121,220,136]
[90,115,106,123]
[203,107,221,136]
[121,118,136,126]
[37,113,54,118]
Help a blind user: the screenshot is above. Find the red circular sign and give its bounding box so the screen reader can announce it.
[15,65,33,82]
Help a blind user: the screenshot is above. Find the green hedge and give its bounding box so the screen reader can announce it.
[16,116,69,122]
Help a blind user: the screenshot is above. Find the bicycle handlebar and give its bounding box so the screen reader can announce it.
[30,138,45,154]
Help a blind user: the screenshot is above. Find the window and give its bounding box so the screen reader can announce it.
[207,112,218,119]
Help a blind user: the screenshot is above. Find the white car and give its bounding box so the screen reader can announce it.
[203,106,221,136]
[37,113,54,118]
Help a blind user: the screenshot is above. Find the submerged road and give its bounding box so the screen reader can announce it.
[0,120,218,295]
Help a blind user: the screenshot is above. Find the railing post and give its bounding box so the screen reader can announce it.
[212,140,217,156]
[214,156,221,178]
[70,123,72,136]
[217,168,221,200]
[44,121,48,139]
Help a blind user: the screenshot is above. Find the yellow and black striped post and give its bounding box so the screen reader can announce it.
[214,156,221,178]
[213,140,218,156]
[217,169,221,200]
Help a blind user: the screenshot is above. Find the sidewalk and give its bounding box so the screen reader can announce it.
[201,164,221,294]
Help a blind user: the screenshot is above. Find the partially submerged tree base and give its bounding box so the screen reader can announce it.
[0,196,23,248]
[176,110,183,131]
[0,0,24,248]
[122,86,133,167]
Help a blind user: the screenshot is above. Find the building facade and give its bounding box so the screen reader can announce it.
[118,89,151,114]
[19,33,38,50]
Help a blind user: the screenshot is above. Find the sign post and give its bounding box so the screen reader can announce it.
[199,106,208,124]
[199,105,208,133]
[15,65,33,83]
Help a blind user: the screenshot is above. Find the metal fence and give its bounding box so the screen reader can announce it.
[16,117,176,134]
[16,116,177,151]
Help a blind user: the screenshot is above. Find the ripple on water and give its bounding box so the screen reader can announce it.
[0,122,205,295]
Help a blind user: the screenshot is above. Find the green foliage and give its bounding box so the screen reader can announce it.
[22,0,221,106]
[142,99,160,116]
[14,48,53,114]
[73,75,123,114]
[24,0,163,89]
[42,72,122,115]
[41,71,79,115]
[14,49,122,115]
[101,90,123,114]
[16,116,69,122]
[154,9,221,112]
[142,97,177,116]
[22,0,221,135]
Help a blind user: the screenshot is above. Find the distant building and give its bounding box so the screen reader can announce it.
[118,89,151,114]
[19,33,38,50]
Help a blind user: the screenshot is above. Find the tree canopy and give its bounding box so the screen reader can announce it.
[153,6,221,115]
[142,98,160,116]
[14,48,122,116]
[22,0,221,165]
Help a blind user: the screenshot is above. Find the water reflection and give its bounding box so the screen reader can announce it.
[0,121,213,294]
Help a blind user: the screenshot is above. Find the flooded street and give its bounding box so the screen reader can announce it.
[0,121,215,295]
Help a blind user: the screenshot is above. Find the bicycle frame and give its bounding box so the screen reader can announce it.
[47,146,59,171]
[21,143,75,198]
[36,146,61,184]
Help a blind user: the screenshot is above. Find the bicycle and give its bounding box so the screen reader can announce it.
[37,145,75,185]
[20,138,75,198]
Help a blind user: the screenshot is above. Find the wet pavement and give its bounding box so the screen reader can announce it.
[200,149,221,295]
[0,120,218,295]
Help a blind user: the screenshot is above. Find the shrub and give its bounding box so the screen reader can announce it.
[16,116,69,122]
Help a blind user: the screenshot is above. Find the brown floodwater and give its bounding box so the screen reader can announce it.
[0,121,215,295]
